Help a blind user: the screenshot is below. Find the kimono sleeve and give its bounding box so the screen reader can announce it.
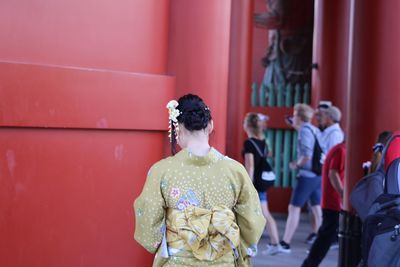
[133,162,166,253]
[233,164,266,263]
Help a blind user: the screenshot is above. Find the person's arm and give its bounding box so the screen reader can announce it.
[299,155,311,166]
[289,155,311,170]
[233,164,266,265]
[329,169,343,198]
[134,162,166,253]
[290,126,312,169]
[244,153,255,182]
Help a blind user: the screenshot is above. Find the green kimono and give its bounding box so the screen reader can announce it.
[134,148,266,266]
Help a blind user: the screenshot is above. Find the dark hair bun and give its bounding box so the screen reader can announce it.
[177,94,212,131]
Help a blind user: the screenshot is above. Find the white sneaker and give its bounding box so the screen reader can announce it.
[278,245,291,254]
[264,244,282,255]
[278,241,292,253]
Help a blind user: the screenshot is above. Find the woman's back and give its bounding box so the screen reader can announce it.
[158,148,240,210]
[134,148,266,266]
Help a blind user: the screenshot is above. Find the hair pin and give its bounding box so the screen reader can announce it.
[166,100,181,142]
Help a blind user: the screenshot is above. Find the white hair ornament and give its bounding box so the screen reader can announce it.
[166,100,181,142]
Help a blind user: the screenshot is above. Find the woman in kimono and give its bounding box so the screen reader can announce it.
[134,94,266,266]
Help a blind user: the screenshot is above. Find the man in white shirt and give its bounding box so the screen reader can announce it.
[316,105,344,156]
[302,102,345,246]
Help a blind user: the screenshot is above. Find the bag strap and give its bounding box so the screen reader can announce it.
[303,125,320,146]
[248,138,267,158]
[307,125,341,149]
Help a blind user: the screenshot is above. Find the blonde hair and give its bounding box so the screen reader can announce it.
[294,103,314,122]
[244,113,266,136]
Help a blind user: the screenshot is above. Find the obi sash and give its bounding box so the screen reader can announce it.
[165,205,240,261]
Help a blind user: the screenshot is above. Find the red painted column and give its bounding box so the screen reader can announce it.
[252,0,270,87]
[344,0,400,211]
[312,0,350,127]
[226,0,253,160]
[168,0,232,153]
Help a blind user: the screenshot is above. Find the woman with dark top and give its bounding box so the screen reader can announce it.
[243,112,281,255]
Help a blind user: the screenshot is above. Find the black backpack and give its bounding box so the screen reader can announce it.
[350,133,400,267]
[361,194,400,267]
[304,126,323,175]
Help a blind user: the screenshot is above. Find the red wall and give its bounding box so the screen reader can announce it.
[0,0,174,266]
[0,0,170,74]
[0,129,165,267]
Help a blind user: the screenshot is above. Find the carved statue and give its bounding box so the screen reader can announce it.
[254,0,314,87]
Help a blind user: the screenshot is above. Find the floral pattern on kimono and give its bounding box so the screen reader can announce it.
[134,148,266,267]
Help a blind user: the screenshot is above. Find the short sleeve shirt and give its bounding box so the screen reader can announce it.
[320,123,344,154]
[242,138,268,189]
[298,123,319,177]
[321,143,346,211]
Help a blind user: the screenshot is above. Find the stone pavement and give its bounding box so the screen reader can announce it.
[252,213,338,267]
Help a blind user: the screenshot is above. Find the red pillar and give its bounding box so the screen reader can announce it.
[168,0,232,153]
[226,0,253,160]
[344,0,400,211]
[312,0,350,127]
[252,0,270,88]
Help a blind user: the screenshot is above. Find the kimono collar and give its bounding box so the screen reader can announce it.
[180,147,222,166]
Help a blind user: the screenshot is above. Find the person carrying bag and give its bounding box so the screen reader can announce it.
[247,138,276,190]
